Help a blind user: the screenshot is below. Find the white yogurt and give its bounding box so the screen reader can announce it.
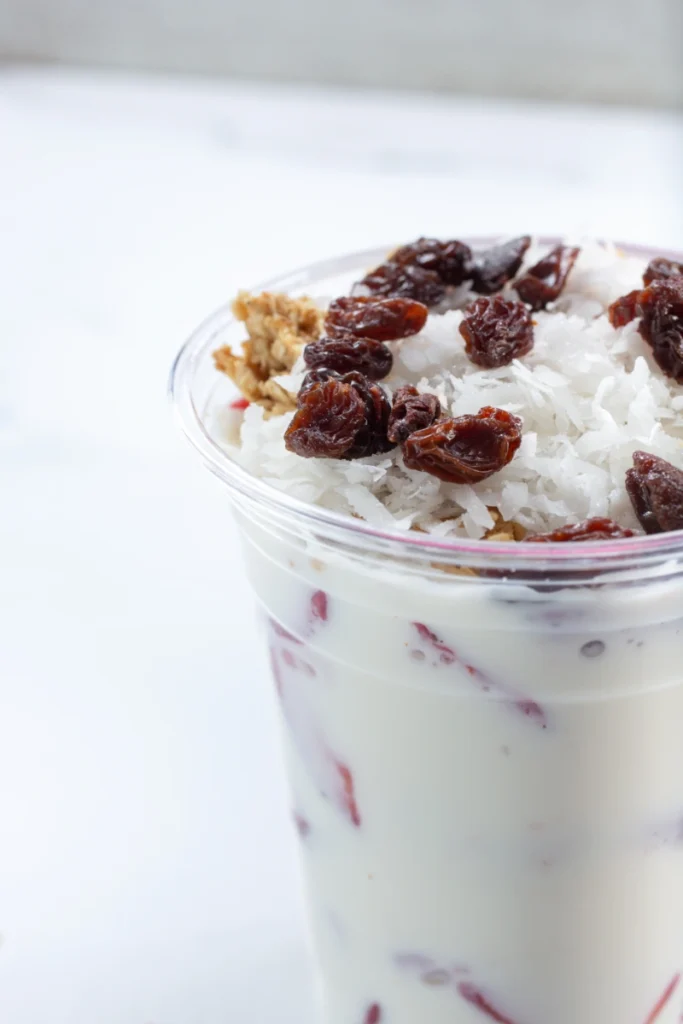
[238,508,683,1024]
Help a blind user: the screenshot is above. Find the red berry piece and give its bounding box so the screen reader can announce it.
[456,981,520,1024]
[515,244,580,311]
[309,589,328,625]
[325,295,428,341]
[293,811,311,838]
[459,296,534,368]
[402,407,522,484]
[411,623,547,729]
[392,237,473,285]
[470,236,531,295]
[643,256,683,285]
[363,1005,382,1024]
[229,396,250,410]
[626,451,683,534]
[271,644,362,828]
[643,973,680,1024]
[524,517,635,542]
[336,761,361,827]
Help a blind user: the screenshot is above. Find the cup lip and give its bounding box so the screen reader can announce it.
[169,236,683,571]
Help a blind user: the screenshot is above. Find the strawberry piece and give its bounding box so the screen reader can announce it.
[309,589,329,627]
[457,981,519,1024]
[412,623,547,729]
[270,644,361,828]
[293,811,311,838]
[336,760,361,827]
[643,972,681,1024]
[229,396,250,410]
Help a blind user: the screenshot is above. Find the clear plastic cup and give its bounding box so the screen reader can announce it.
[170,243,683,1024]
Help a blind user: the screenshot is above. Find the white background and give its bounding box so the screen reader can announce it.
[1,66,683,1023]
[1,0,681,107]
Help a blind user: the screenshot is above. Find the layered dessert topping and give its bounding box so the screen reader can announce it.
[214,237,683,541]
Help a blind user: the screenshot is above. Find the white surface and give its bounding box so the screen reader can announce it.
[1,0,681,107]
[0,67,682,1024]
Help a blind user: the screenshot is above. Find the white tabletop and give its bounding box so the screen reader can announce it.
[1,67,682,1024]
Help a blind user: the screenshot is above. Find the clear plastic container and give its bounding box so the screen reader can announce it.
[170,243,683,1024]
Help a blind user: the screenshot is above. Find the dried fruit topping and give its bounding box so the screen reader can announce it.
[459,296,534,368]
[387,385,442,444]
[325,295,428,341]
[358,261,446,307]
[515,244,580,310]
[303,336,393,380]
[608,288,642,328]
[470,236,531,295]
[391,237,473,285]
[524,517,635,542]
[626,451,683,534]
[643,257,683,285]
[363,1005,382,1024]
[402,407,522,484]
[637,277,683,382]
[286,374,393,460]
[456,981,519,1024]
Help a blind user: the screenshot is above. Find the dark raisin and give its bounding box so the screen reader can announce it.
[608,289,642,328]
[391,237,473,285]
[644,257,683,285]
[358,261,446,306]
[524,517,635,542]
[459,296,534,368]
[402,406,522,483]
[626,451,683,534]
[325,295,428,341]
[303,335,392,380]
[515,244,580,310]
[285,373,393,460]
[470,236,531,295]
[637,277,683,381]
[387,385,441,444]
[300,368,341,394]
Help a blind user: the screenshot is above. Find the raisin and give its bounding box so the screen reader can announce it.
[391,237,473,285]
[626,451,683,534]
[644,257,683,285]
[524,517,634,542]
[515,244,580,310]
[359,261,446,306]
[459,296,533,368]
[402,406,522,483]
[303,335,393,380]
[637,277,683,381]
[387,385,442,444]
[325,295,428,341]
[608,288,642,328]
[470,236,531,295]
[286,374,393,460]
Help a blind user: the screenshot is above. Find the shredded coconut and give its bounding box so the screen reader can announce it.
[215,240,683,539]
